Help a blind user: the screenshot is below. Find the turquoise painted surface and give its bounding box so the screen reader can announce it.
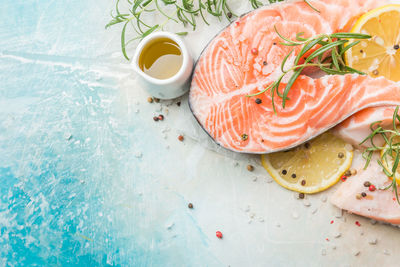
[0,1,218,266]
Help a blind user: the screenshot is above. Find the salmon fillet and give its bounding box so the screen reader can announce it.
[189,0,393,154]
[333,106,399,148]
[331,155,400,225]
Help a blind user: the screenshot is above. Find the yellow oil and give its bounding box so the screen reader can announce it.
[138,38,183,80]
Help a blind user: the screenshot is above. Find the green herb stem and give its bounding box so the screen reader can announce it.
[361,106,400,205]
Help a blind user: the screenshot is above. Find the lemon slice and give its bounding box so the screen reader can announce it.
[345,4,400,81]
[261,132,353,194]
[380,136,400,183]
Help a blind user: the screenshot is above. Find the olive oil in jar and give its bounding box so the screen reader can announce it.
[138,38,183,80]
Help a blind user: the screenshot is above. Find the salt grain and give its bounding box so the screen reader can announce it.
[321,195,327,203]
[353,250,360,256]
[303,200,311,207]
[64,133,73,141]
[368,238,377,245]
[292,211,299,219]
[383,249,390,255]
[135,152,143,158]
[321,249,327,256]
[335,209,343,218]
[311,208,318,214]
[334,232,342,238]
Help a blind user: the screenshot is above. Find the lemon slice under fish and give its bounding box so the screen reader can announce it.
[345,4,400,81]
[261,132,353,194]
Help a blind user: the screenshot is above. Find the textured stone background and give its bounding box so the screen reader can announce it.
[1,0,400,266]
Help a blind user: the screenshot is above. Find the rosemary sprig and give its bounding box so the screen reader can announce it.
[106,0,237,60]
[247,27,370,112]
[107,0,320,60]
[360,106,400,205]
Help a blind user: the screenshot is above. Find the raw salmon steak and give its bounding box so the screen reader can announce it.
[189,0,398,154]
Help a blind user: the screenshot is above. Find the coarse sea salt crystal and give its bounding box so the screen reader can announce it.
[368,238,377,245]
[311,208,318,214]
[321,249,327,256]
[335,209,343,218]
[334,232,341,238]
[321,195,327,203]
[303,200,311,207]
[64,133,73,141]
[292,211,299,219]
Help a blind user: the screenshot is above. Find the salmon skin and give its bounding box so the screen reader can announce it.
[189,0,394,154]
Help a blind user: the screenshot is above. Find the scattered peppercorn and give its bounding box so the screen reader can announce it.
[227,12,233,18]
[251,48,258,55]
[282,169,287,175]
[355,221,361,227]
[364,181,371,187]
[177,101,181,107]
[292,173,297,179]
[178,135,184,142]
[188,203,193,209]
[372,69,379,76]
[301,180,306,186]
[351,169,357,175]
[394,44,399,50]
[330,220,334,224]
[360,49,364,53]
[158,114,164,121]
[356,194,362,200]
[304,142,310,149]
[361,192,367,197]
[216,231,223,239]
[241,134,249,141]
[255,98,262,104]
[153,116,159,121]
[154,97,160,103]
[247,165,254,172]
[299,193,305,199]
[147,97,154,103]
[341,175,347,182]
[263,61,268,66]
[338,152,344,158]
[345,170,352,177]
[273,42,277,45]
[369,185,376,192]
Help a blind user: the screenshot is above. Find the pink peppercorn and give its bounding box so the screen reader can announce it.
[251,48,258,55]
[216,231,223,239]
[369,185,376,192]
